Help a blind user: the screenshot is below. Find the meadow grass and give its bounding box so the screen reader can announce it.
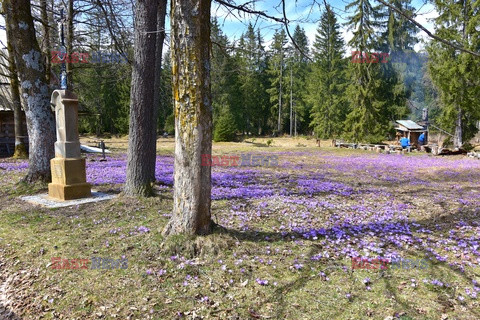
[0,137,479,319]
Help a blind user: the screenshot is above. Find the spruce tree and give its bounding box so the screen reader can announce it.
[427,0,480,147]
[266,28,288,134]
[379,0,419,121]
[237,23,268,135]
[380,0,418,52]
[287,25,310,135]
[308,6,347,139]
[344,0,407,143]
[344,0,387,142]
[255,29,271,135]
[214,108,237,142]
[211,18,241,135]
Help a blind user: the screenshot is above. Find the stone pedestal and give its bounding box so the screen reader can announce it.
[48,158,91,200]
[48,90,91,201]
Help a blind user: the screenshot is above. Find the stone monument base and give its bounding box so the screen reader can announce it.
[48,157,91,200]
[48,182,91,200]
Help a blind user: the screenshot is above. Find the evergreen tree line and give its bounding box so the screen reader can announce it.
[51,0,478,144]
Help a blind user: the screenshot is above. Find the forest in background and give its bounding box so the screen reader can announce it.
[3,0,480,145]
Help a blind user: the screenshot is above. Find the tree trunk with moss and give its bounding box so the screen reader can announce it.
[4,0,55,181]
[124,0,159,196]
[163,0,213,236]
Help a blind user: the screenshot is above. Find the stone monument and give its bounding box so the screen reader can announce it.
[48,90,91,200]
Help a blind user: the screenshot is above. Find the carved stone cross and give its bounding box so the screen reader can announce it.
[48,90,91,200]
[51,90,81,158]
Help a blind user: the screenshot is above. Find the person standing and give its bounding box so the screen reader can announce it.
[400,136,411,150]
[418,132,425,146]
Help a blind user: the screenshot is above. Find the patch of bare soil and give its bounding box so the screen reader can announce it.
[0,249,43,319]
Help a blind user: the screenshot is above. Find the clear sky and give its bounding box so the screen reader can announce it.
[0,0,437,54]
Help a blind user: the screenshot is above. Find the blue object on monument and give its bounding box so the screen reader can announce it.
[60,71,67,89]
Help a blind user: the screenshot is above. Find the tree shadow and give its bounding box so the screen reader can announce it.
[242,140,271,148]
[0,306,22,320]
[211,205,480,318]
[251,142,269,148]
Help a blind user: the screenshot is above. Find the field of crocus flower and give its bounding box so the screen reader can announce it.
[0,137,479,319]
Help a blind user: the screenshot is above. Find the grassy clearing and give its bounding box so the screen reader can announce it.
[0,137,479,319]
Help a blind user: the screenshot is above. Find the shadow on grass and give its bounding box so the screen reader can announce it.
[210,207,480,319]
[0,307,22,320]
[242,141,270,148]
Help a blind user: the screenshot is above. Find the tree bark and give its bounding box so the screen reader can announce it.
[150,0,167,182]
[277,46,283,134]
[124,0,159,196]
[289,66,292,136]
[4,0,55,181]
[454,106,462,149]
[4,7,27,158]
[40,0,51,85]
[49,0,56,47]
[66,0,74,87]
[163,0,213,236]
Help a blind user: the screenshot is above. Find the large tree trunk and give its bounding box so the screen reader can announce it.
[124,0,159,196]
[4,10,27,158]
[4,0,55,182]
[163,0,213,236]
[150,0,167,182]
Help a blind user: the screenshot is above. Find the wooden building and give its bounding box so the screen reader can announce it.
[0,106,28,157]
[395,120,427,147]
[0,53,28,157]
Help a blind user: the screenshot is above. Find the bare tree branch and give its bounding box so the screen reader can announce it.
[214,0,313,61]
[95,0,132,65]
[375,0,480,57]
[214,0,285,23]
[281,0,313,62]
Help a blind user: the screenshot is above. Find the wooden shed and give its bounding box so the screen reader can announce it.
[395,120,427,147]
[0,53,28,157]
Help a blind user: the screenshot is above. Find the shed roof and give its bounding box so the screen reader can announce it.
[396,120,424,130]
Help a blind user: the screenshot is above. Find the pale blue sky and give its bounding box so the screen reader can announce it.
[0,0,437,54]
[210,0,438,53]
